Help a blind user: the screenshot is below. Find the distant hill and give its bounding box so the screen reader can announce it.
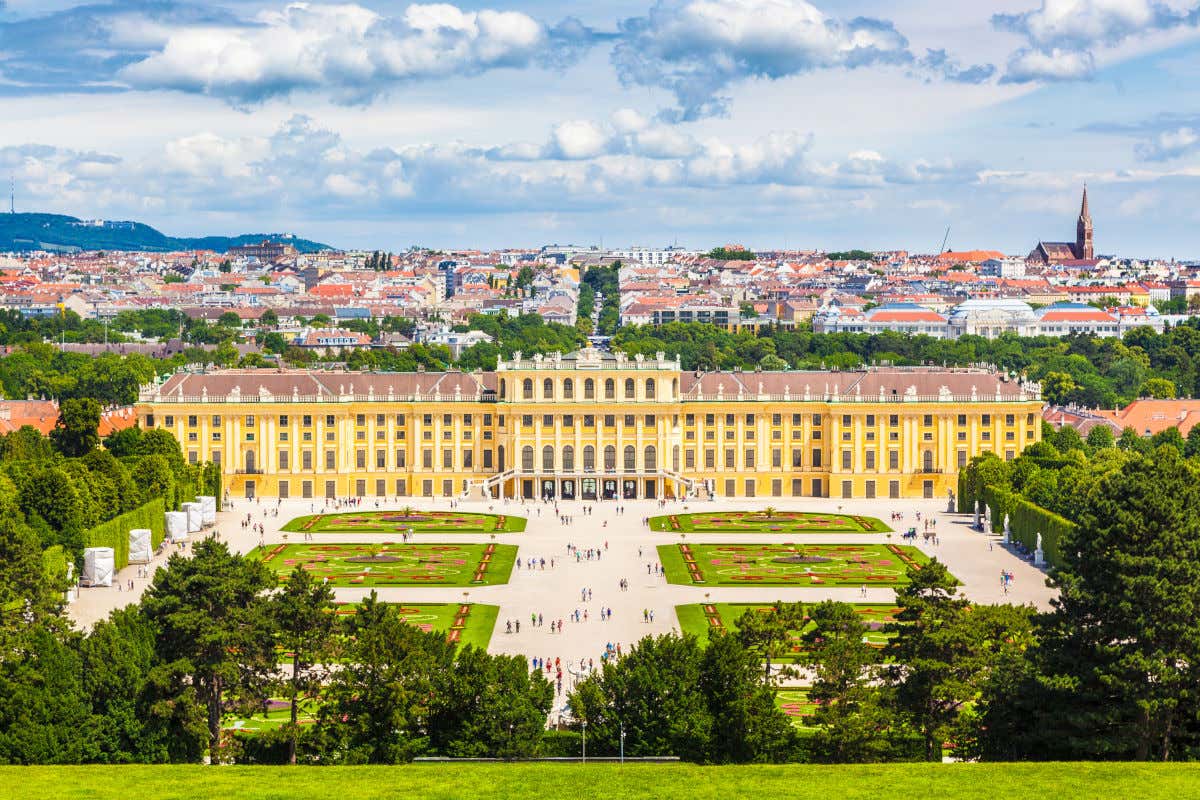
[0,213,333,254]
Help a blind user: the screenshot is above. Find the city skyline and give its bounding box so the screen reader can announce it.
[2,1,1200,256]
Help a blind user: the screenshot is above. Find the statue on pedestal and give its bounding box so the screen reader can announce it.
[974,500,982,531]
[947,489,956,514]
[1034,532,1045,567]
[1002,514,1011,545]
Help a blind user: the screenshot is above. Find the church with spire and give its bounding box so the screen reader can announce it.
[1029,186,1095,265]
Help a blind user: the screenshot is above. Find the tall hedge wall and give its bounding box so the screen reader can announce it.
[41,545,67,587]
[83,497,166,571]
[982,484,1074,570]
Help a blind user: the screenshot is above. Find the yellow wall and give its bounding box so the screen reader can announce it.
[138,363,1041,501]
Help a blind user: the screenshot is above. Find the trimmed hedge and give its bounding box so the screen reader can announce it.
[83,497,166,571]
[41,545,67,586]
[982,484,1074,570]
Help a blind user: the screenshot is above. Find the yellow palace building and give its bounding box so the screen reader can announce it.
[136,348,1042,502]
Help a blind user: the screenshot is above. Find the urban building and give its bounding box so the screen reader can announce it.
[137,348,1042,503]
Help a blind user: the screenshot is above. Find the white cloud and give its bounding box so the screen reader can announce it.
[1134,126,1200,160]
[117,2,597,103]
[1004,47,1096,81]
[612,0,916,120]
[546,120,610,160]
[994,0,1199,82]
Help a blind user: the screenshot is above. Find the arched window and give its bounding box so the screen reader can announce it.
[563,378,574,399]
[644,445,657,471]
[624,445,636,471]
[497,445,506,472]
[583,445,595,472]
[645,378,656,399]
[923,450,934,471]
[604,445,616,471]
[521,446,534,471]
[522,379,533,400]
[604,378,615,399]
[562,445,575,472]
[499,379,506,399]
[584,378,595,399]
[543,378,553,400]
[543,445,555,471]
[672,445,680,472]
[624,378,635,399]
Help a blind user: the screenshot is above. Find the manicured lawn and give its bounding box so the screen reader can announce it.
[650,511,890,534]
[225,698,320,734]
[250,542,517,586]
[281,510,525,534]
[776,688,819,728]
[675,602,900,658]
[658,543,935,587]
[9,764,1200,800]
[333,601,498,651]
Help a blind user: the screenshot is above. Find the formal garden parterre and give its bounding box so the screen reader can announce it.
[649,510,890,534]
[250,542,517,586]
[281,510,526,534]
[658,543,935,586]
[675,602,900,658]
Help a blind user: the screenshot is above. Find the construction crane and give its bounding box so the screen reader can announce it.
[937,225,951,255]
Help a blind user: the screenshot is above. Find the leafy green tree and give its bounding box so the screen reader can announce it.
[803,601,891,763]
[568,633,711,762]
[0,627,92,764]
[140,540,276,761]
[130,454,175,508]
[699,630,792,763]
[428,647,553,759]
[1040,372,1079,405]
[269,566,336,765]
[259,309,279,327]
[1085,424,1115,452]
[318,594,451,763]
[885,560,1033,761]
[1139,377,1176,399]
[51,397,101,457]
[1041,447,1200,760]
[21,467,83,551]
[80,607,180,763]
[734,601,806,680]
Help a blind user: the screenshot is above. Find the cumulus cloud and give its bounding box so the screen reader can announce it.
[119,2,600,103]
[1134,126,1200,160]
[0,1,601,102]
[914,49,996,84]
[994,0,1200,83]
[611,0,916,120]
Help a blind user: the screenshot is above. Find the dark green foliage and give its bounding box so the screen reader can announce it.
[708,247,757,260]
[51,398,101,457]
[140,540,276,761]
[567,632,792,763]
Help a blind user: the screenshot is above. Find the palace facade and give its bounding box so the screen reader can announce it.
[135,348,1042,502]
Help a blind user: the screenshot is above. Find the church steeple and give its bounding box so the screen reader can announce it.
[1076,184,1094,260]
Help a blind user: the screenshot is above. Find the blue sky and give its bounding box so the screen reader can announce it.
[1,0,1200,256]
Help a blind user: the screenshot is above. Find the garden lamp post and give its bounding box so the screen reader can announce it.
[620,723,625,764]
[581,720,587,763]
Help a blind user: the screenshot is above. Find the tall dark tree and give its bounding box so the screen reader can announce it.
[1039,447,1200,760]
[885,560,1033,761]
[269,565,336,765]
[140,540,276,761]
[318,593,453,763]
[51,397,101,457]
[734,600,806,681]
[802,600,890,763]
[699,630,793,763]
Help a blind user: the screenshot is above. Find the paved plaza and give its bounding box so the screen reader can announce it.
[69,495,1057,699]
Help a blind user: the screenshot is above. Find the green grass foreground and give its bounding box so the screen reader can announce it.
[5,763,1199,800]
